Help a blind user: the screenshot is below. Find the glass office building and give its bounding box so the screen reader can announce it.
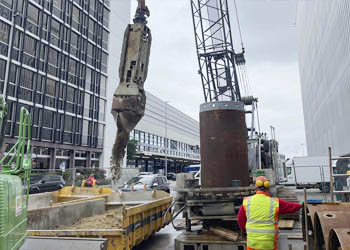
[297,1,350,156]
[0,0,110,169]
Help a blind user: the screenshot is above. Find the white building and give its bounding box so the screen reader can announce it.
[102,2,200,173]
[130,92,200,173]
[297,1,350,157]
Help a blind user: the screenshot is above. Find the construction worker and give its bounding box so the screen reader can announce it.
[86,173,100,187]
[237,176,302,250]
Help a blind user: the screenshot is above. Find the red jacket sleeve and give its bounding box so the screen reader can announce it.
[278,199,302,214]
[237,205,247,230]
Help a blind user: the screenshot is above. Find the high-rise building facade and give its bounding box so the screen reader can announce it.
[297,1,350,157]
[0,0,113,169]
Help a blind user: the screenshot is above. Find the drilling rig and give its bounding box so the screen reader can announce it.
[171,1,256,249]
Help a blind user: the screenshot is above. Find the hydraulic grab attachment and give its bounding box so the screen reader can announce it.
[110,0,152,182]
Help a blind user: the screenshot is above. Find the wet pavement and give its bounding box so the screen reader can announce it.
[134,222,180,250]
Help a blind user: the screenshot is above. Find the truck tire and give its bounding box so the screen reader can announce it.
[30,187,40,194]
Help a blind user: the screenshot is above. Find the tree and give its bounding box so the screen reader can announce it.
[127,139,138,160]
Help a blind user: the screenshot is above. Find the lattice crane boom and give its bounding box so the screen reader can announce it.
[191,0,243,103]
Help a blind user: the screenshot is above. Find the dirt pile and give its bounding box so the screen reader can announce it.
[60,207,124,230]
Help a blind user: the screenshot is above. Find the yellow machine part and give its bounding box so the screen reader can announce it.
[54,186,114,203]
[81,179,97,188]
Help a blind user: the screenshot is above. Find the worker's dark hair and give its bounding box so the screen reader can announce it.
[257,185,267,191]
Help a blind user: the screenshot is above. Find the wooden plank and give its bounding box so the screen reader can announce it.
[288,234,303,240]
[209,226,239,242]
[278,220,295,229]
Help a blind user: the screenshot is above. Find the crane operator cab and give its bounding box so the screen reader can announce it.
[0,98,32,250]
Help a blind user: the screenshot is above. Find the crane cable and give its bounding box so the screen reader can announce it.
[233,0,253,97]
[255,101,261,134]
[233,0,244,50]
[233,0,259,136]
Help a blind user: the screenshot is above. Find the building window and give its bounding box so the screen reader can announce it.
[52,0,62,18]
[66,86,75,113]
[41,13,50,40]
[26,3,40,35]
[89,0,96,17]
[85,67,92,91]
[18,68,34,102]
[58,83,65,110]
[42,109,54,128]
[63,115,74,143]
[71,30,79,54]
[99,99,105,121]
[84,93,92,118]
[81,13,88,36]
[48,48,59,76]
[64,0,71,24]
[72,5,80,31]
[23,35,37,68]
[42,109,54,141]
[61,55,68,81]
[32,107,41,139]
[87,42,93,66]
[75,118,82,145]
[103,7,109,28]
[1,0,12,9]
[100,75,106,97]
[68,58,78,85]
[0,21,9,56]
[88,18,95,41]
[82,119,89,145]
[0,59,5,94]
[50,19,61,47]
[62,26,70,52]
[102,29,108,50]
[39,43,47,72]
[101,52,108,73]
[97,124,104,147]
[0,0,12,20]
[45,78,56,108]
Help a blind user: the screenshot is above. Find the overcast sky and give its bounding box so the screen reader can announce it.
[131,0,306,158]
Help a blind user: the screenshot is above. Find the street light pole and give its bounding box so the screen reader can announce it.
[164,101,169,176]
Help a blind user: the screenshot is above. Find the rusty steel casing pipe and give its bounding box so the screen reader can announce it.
[200,101,250,188]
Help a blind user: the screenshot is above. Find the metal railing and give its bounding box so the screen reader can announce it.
[328,147,350,202]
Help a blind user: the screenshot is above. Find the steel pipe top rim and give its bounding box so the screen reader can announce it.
[200,101,244,112]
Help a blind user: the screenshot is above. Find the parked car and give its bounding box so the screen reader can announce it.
[166,173,176,181]
[120,174,170,193]
[137,172,154,176]
[26,175,65,194]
